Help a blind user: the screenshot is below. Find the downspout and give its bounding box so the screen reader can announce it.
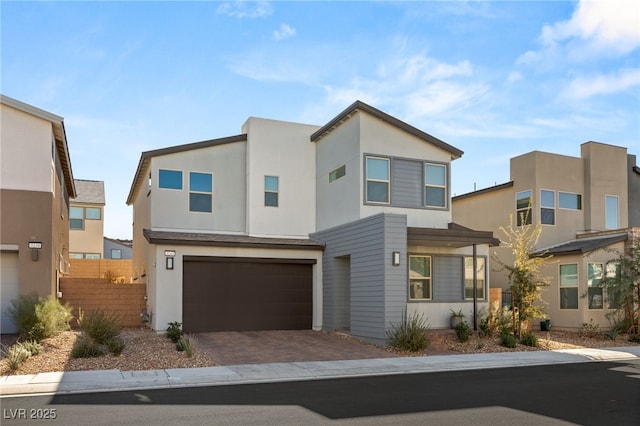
[473,243,478,331]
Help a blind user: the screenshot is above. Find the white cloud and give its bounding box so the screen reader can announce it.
[507,71,522,84]
[217,1,272,19]
[274,23,296,41]
[561,68,640,100]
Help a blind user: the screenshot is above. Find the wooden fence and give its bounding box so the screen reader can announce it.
[68,259,133,282]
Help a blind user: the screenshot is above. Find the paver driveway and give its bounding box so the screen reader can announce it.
[193,330,398,365]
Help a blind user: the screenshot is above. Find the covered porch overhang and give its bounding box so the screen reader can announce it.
[407,223,500,248]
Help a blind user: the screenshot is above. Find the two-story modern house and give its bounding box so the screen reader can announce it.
[452,142,640,330]
[127,101,498,345]
[69,179,105,259]
[0,94,76,333]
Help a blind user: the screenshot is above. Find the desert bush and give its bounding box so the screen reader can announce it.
[18,340,43,356]
[4,345,31,370]
[386,309,430,352]
[500,329,517,348]
[8,295,72,342]
[628,334,640,344]
[176,335,195,357]
[105,336,126,356]
[166,322,184,343]
[520,331,538,347]
[578,319,601,338]
[454,321,472,343]
[79,309,121,345]
[71,338,107,358]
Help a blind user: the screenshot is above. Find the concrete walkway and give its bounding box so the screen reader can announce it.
[2,346,639,397]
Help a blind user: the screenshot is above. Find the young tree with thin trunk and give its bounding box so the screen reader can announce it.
[604,236,640,336]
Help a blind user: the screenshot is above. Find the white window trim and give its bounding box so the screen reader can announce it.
[264,175,279,207]
[605,194,619,229]
[189,171,213,213]
[408,255,432,301]
[559,263,579,310]
[365,156,391,204]
[558,191,582,211]
[587,262,604,310]
[540,188,556,227]
[464,256,486,300]
[424,162,448,209]
[515,190,533,226]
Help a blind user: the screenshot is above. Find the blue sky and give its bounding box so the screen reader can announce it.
[2,1,639,239]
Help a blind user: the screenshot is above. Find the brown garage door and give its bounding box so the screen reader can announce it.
[182,257,313,333]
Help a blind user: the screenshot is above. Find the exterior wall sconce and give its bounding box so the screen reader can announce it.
[28,241,42,261]
[392,251,400,266]
[165,250,175,270]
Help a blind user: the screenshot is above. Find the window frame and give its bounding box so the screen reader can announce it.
[587,262,604,310]
[189,171,213,213]
[158,169,183,190]
[516,190,532,226]
[408,255,432,301]
[111,249,122,259]
[559,263,579,310]
[85,207,101,220]
[464,256,486,300]
[424,162,448,209]
[558,192,582,211]
[329,165,346,183]
[264,175,279,207]
[540,189,555,226]
[605,195,619,229]
[70,206,84,230]
[365,156,391,204]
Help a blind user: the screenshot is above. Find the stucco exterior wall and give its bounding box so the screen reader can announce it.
[131,162,152,282]
[242,117,319,238]
[69,202,104,257]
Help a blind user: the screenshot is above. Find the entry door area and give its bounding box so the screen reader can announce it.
[1,251,19,334]
[182,257,313,333]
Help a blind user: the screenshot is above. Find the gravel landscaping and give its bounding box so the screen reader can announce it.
[1,327,638,376]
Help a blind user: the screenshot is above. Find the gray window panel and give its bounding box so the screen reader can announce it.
[541,190,555,208]
[190,193,212,212]
[425,186,445,207]
[111,249,122,259]
[605,195,619,229]
[425,164,446,186]
[560,288,578,309]
[70,218,83,230]
[366,158,389,180]
[367,181,389,203]
[541,208,555,225]
[265,192,278,207]
[159,169,183,189]
[559,192,582,210]
[85,207,101,220]
[190,172,212,192]
[265,176,279,191]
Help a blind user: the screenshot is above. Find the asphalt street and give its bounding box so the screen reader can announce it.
[2,360,639,425]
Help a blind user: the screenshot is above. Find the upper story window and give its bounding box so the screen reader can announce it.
[111,249,122,259]
[189,172,212,213]
[69,206,101,230]
[265,176,279,207]
[159,169,183,190]
[366,157,390,203]
[559,192,582,210]
[329,165,346,183]
[605,195,619,229]
[540,189,555,225]
[516,190,532,226]
[424,163,447,208]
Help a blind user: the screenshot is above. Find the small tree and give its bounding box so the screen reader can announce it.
[603,236,640,336]
[495,213,552,337]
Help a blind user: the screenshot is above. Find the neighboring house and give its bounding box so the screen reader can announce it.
[127,101,498,345]
[0,94,76,333]
[104,237,133,259]
[69,179,105,259]
[452,141,640,330]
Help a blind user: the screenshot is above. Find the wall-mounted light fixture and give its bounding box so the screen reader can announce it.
[165,250,176,270]
[392,251,400,266]
[28,241,42,261]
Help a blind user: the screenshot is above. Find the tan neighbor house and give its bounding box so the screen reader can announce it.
[452,141,640,330]
[69,179,105,259]
[0,94,77,333]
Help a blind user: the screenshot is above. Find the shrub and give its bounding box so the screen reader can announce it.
[520,331,538,347]
[604,329,620,341]
[386,310,430,352]
[578,319,601,338]
[18,340,43,356]
[176,335,195,357]
[628,334,640,344]
[454,321,472,343]
[8,295,73,342]
[500,330,517,348]
[71,338,107,358]
[80,309,121,345]
[166,322,184,343]
[105,336,126,356]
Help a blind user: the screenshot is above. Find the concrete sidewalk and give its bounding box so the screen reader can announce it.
[2,346,639,397]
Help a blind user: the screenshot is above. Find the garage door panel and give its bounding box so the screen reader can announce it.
[183,259,312,333]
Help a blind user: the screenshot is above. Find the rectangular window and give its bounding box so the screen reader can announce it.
[111,249,122,259]
[70,206,84,230]
[409,256,431,300]
[189,172,212,212]
[265,176,279,207]
[464,257,485,300]
[69,253,84,259]
[329,165,346,183]
[425,163,447,208]
[516,190,532,226]
[540,189,555,225]
[366,157,390,203]
[605,195,619,229]
[587,263,603,309]
[159,169,183,190]
[560,264,578,309]
[85,207,101,220]
[559,192,582,210]
[85,253,101,260]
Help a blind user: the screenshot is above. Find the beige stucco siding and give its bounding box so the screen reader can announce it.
[69,203,104,257]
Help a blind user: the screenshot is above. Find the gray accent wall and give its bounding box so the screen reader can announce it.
[391,159,423,208]
[312,213,408,346]
[432,256,463,301]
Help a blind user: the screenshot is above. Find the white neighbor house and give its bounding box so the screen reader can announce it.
[127,101,498,345]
